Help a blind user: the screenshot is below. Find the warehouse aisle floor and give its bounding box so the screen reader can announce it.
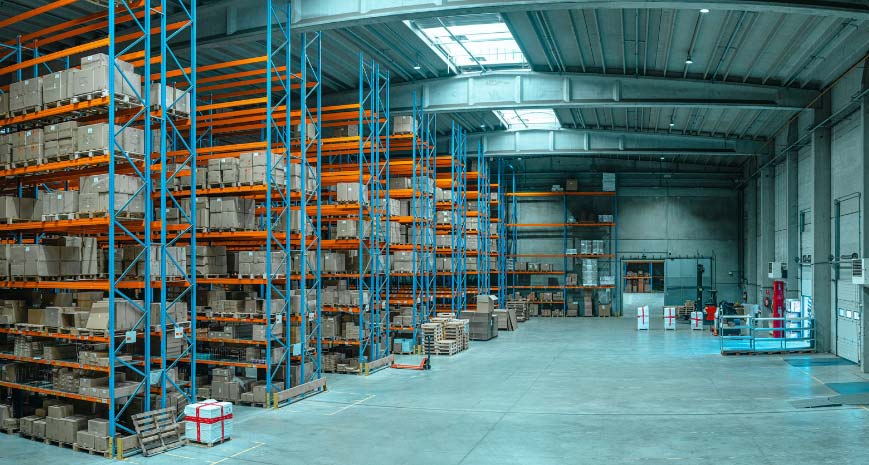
[2,318,867,465]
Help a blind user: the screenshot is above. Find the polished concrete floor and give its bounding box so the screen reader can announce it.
[2,318,867,464]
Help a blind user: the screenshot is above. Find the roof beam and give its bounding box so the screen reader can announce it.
[458,128,765,158]
[327,72,817,113]
[292,1,869,30]
[180,0,869,51]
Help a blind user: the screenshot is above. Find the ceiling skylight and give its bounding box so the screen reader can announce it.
[495,109,561,130]
[407,13,527,71]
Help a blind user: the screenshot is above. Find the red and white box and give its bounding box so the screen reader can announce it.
[663,306,676,330]
[637,306,649,330]
[690,311,703,330]
[184,400,233,445]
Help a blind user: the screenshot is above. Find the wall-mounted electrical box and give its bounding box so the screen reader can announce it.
[768,261,785,279]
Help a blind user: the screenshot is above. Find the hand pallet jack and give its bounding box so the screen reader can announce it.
[391,335,433,370]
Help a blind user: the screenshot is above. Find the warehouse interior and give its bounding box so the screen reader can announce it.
[0,1,868,464]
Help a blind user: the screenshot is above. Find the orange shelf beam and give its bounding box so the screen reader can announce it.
[0,380,110,405]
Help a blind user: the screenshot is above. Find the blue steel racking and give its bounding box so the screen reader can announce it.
[496,160,508,304]
[157,0,198,414]
[475,141,491,295]
[186,0,324,402]
[448,122,467,315]
[297,29,324,394]
[389,92,437,346]
[416,98,437,328]
[320,54,391,373]
[0,1,197,450]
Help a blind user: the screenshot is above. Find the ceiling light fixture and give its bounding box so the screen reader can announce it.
[669,121,675,127]
[685,56,694,64]
[660,156,666,161]
[412,52,422,70]
[700,8,710,13]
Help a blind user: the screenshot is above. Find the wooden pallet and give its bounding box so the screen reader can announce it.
[132,407,186,457]
[73,442,112,458]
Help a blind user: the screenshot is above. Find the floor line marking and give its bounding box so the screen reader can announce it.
[209,441,265,465]
[326,394,375,416]
[166,452,200,460]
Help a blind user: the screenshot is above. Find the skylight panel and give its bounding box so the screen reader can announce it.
[407,14,527,71]
[494,109,560,130]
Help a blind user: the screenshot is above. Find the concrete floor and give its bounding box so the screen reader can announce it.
[2,318,867,464]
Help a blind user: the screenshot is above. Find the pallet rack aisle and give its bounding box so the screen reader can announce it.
[387,94,436,353]
[0,0,196,454]
[506,178,617,317]
[319,55,392,374]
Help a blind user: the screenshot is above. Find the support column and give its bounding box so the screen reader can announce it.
[861,60,869,371]
[786,120,800,299]
[742,159,759,303]
[759,149,776,305]
[812,93,833,353]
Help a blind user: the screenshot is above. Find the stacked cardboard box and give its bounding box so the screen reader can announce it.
[148,83,191,115]
[0,92,8,118]
[207,157,240,186]
[9,245,59,277]
[43,121,78,159]
[78,174,144,215]
[209,197,255,230]
[336,182,368,204]
[86,299,142,332]
[74,54,141,101]
[197,246,228,276]
[0,196,37,222]
[336,219,370,239]
[76,419,111,452]
[76,123,143,154]
[9,77,42,113]
[236,250,288,276]
[42,191,79,219]
[391,251,415,273]
[237,151,287,186]
[10,128,44,166]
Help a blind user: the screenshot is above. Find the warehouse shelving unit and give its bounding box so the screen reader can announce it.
[184,3,325,401]
[388,93,436,349]
[506,187,617,316]
[474,141,491,295]
[495,160,508,304]
[320,55,392,374]
[434,122,468,316]
[0,0,198,450]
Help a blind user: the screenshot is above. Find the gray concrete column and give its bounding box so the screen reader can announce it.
[812,93,833,353]
[786,120,801,299]
[742,159,759,303]
[759,149,776,304]
[861,60,869,371]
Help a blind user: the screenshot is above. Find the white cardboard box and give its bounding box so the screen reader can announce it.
[637,306,649,330]
[664,306,676,330]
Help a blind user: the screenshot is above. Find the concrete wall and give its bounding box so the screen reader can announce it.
[617,187,741,312]
[512,186,741,317]
[741,62,867,369]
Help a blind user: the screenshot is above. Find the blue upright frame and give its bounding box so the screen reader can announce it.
[158,0,198,411]
[449,122,467,316]
[476,142,490,295]
[496,160,508,304]
[409,92,436,342]
[107,0,155,443]
[357,54,391,365]
[297,29,323,392]
[264,0,293,396]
